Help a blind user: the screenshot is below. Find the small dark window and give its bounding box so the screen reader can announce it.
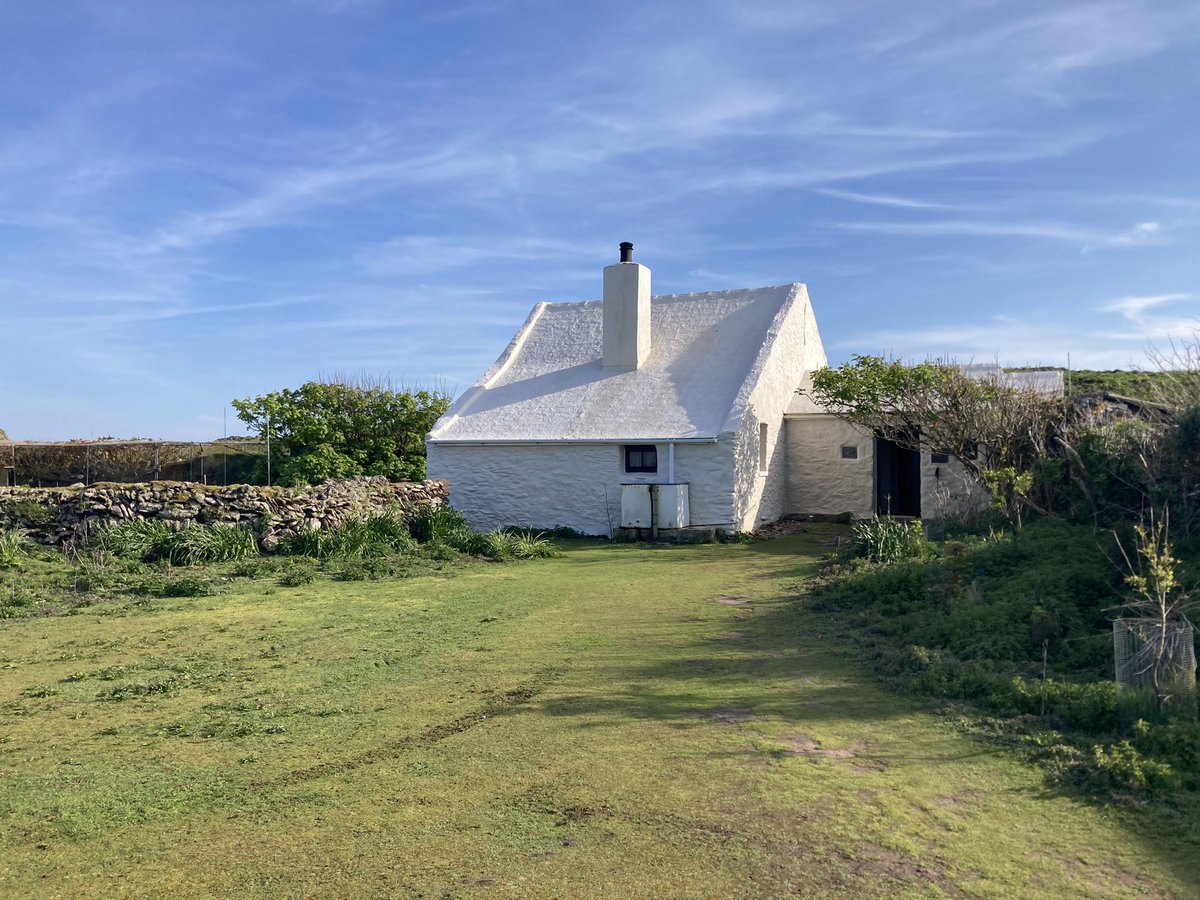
[931,451,950,464]
[624,444,658,473]
[841,445,858,460]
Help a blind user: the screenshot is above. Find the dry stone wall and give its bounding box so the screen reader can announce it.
[0,476,447,547]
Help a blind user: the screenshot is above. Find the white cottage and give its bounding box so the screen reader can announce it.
[427,246,1058,534]
[426,243,827,534]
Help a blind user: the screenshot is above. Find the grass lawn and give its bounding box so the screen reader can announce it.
[1,528,1195,897]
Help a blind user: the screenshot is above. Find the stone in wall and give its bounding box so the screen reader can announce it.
[0,476,447,546]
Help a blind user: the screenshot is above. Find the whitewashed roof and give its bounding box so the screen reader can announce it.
[429,284,809,442]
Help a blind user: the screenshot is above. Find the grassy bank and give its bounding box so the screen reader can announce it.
[1,529,1196,896]
[810,517,1200,800]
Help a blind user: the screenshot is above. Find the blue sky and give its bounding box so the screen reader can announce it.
[2,0,1198,440]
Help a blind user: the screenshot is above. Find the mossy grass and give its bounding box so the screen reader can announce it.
[0,530,1195,895]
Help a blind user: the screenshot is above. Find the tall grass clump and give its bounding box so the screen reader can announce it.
[92,520,257,564]
[409,505,488,554]
[0,528,29,568]
[91,519,173,561]
[283,510,418,560]
[851,516,929,564]
[479,529,519,561]
[409,506,470,543]
[510,529,559,559]
[165,525,259,565]
[475,529,560,561]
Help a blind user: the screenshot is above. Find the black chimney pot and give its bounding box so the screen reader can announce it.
[619,241,634,263]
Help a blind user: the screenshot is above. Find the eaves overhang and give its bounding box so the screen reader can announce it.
[426,436,720,447]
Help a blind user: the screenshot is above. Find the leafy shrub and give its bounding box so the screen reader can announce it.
[851,516,929,564]
[132,573,168,596]
[1005,677,1119,732]
[161,575,218,598]
[1083,741,1176,793]
[1132,719,1200,788]
[231,379,450,486]
[326,558,397,581]
[422,539,463,561]
[229,557,287,579]
[278,566,317,587]
[538,526,591,540]
[0,583,37,617]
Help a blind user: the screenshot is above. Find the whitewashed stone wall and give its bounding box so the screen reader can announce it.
[730,289,828,530]
[785,415,876,518]
[919,452,991,520]
[427,441,736,535]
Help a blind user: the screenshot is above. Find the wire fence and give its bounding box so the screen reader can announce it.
[1113,617,1197,722]
[0,440,267,488]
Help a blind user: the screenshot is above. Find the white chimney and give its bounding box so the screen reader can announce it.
[602,241,651,369]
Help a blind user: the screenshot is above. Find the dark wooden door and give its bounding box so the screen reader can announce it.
[875,436,920,516]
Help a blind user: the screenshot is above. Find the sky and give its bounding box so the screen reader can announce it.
[1,0,1199,441]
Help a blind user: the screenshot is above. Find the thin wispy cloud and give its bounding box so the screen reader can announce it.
[833,218,1172,249]
[810,188,956,210]
[1102,292,1192,317]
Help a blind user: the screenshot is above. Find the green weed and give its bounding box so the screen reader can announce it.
[850,516,929,564]
[0,528,30,568]
[92,520,257,565]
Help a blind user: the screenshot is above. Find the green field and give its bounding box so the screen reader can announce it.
[1,531,1195,897]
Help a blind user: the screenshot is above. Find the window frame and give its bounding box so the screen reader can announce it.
[623,444,658,474]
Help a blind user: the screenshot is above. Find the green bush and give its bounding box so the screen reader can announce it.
[1005,677,1119,732]
[1132,719,1200,788]
[1083,741,1176,794]
[278,566,317,587]
[326,558,397,581]
[160,575,219,598]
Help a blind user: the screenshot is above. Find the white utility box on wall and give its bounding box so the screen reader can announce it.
[620,484,652,527]
[619,483,690,529]
[656,483,690,529]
